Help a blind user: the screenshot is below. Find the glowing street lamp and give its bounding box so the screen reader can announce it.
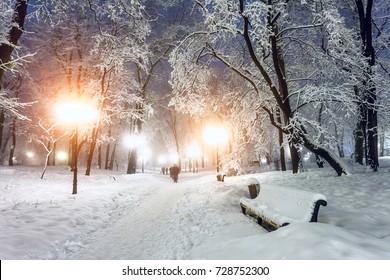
[56,151,68,162]
[55,100,98,194]
[55,102,98,125]
[123,133,143,150]
[26,151,34,158]
[203,125,228,173]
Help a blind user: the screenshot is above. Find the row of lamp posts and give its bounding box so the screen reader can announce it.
[186,125,229,178]
[55,99,229,194]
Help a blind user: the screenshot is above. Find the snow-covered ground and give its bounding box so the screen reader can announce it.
[1,158,390,260]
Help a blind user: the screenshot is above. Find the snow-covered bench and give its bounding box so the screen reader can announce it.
[240,177,327,231]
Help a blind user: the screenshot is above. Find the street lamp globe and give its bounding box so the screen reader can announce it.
[203,125,228,174]
[55,101,98,125]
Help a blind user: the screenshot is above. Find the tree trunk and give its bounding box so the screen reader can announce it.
[355,0,378,171]
[334,124,345,158]
[279,130,286,171]
[127,149,137,174]
[303,139,345,175]
[354,108,365,165]
[0,0,28,83]
[105,143,110,169]
[367,93,378,171]
[98,144,101,169]
[299,127,346,176]
[0,110,4,152]
[315,103,325,168]
[8,118,16,166]
[85,127,99,176]
[46,141,52,165]
[265,152,271,165]
[0,125,11,164]
[85,140,95,175]
[276,109,286,171]
[41,149,53,179]
[289,143,299,174]
[109,142,116,170]
[70,134,77,171]
[68,138,72,167]
[379,129,384,157]
[52,141,56,166]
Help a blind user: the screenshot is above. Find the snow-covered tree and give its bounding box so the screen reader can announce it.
[0,0,29,162]
[169,0,375,176]
[134,0,203,170]
[0,0,28,83]
[346,0,390,171]
[26,0,150,176]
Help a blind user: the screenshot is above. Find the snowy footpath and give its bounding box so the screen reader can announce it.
[67,171,265,260]
[69,176,199,259]
[1,163,390,259]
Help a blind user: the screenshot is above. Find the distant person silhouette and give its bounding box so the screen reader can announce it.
[170,164,180,183]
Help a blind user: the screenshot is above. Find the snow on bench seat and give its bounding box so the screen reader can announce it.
[240,177,327,231]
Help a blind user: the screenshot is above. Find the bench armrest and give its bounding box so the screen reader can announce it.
[310,199,327,222]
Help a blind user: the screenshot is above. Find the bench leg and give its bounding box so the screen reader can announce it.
[240,204,246,214]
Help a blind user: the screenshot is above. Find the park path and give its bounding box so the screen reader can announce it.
[67,175,194,259]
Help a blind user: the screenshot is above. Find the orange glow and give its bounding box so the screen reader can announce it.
[203,125,228,145]
[55,100,98,124]
[26,151,34,158]
[56,151,67,161]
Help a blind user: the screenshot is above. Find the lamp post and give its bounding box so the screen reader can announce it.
[203,125,228,173]
[55,101,98,194]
